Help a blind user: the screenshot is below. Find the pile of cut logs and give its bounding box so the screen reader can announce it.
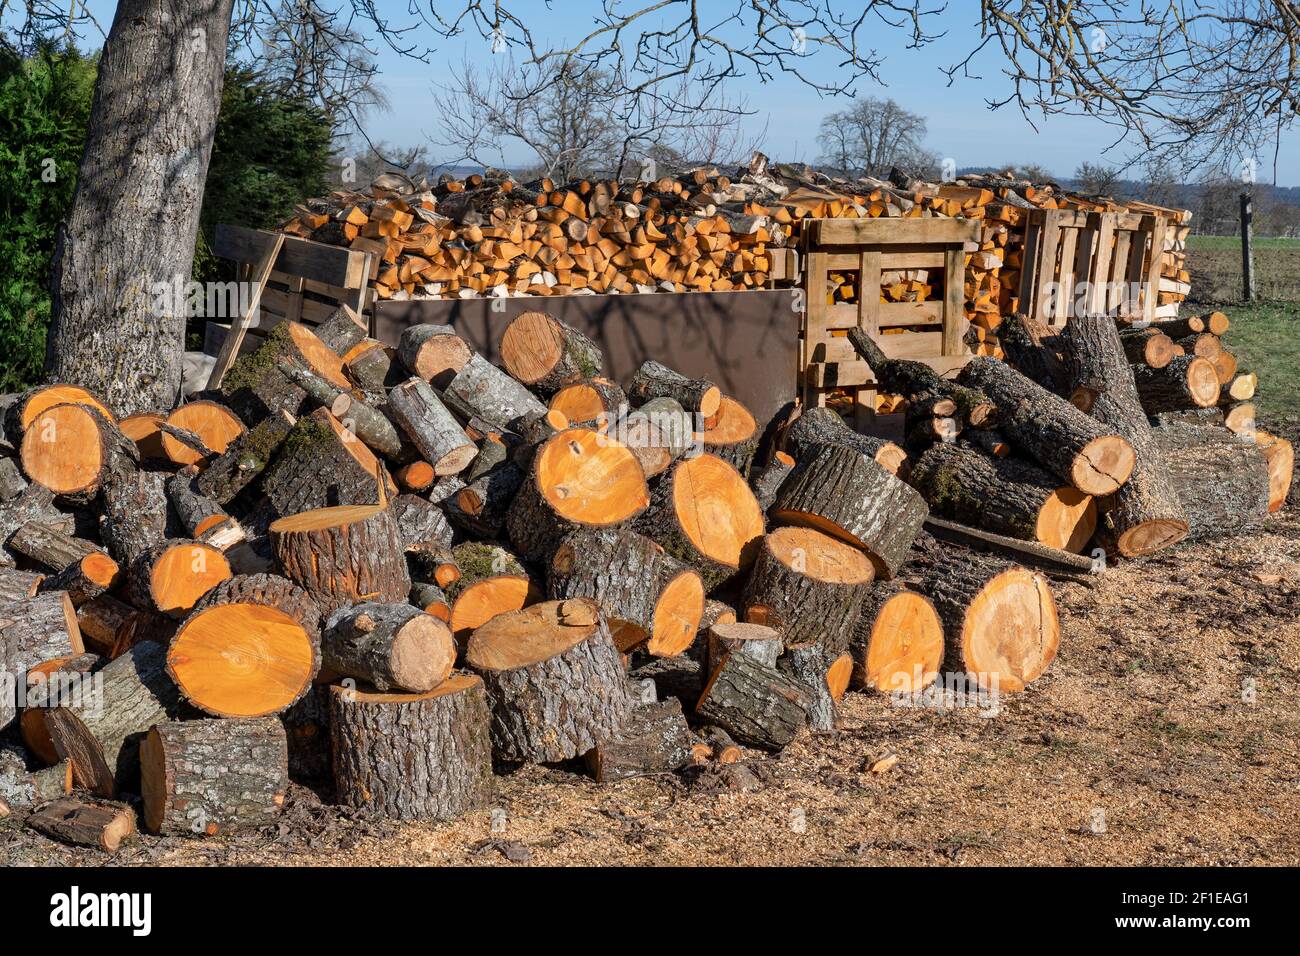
[0,303,1285,851]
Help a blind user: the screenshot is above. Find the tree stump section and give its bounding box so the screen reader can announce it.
[506,427,649,563]
[19,404,138,505]
[140,717,289,836]
[168,573,321,718]
[466,600,635,763]
[635,453,765,590]
[270,503,411,611]
[323,603,455,693]
[329,674,494,821]
[905,543,1060,693]
[501,311,605,396]
[695,650,807,751]
[908,442,1097,553]
[741,525,875,656]
[1132,355,1221,412]
[771,444,928,579]
[1150,421,1271,539]
[127,538,232,618]
[161,400,246,467]
[45,641,181,796]
[548,526,704,657]
[696,396,759,477]
[585,698,696,782]
[850,582,945,693]
[957,357,1135,495]
[397,324,473,387]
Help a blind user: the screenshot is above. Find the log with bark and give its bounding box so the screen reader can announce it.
[584,698,696,782]
[322,602,455,693]
[19,404,138,506]
[500,311,604,395]
[1149,421,1271,539]
[27,796,136,853]
[466,599,635,763]
[3,384,116,449]
[444,542,541,647]
[220,320,350,422]
[386,378,478,475]
[166,474,245,551]
[195,409,295,506]
[749,451,796,510]
[1254,430,1295,513]
[9,522,120,603]
[161,400,245,468]
[127,538,232,618]
[1131,355,1221,412]
[140,717,289,836]
[695,650,807,751]
[848,328,996,426]
[782,405,907,475]
[446,353,549,431]
[260,408,396,521]
[549,377,628,428]
[397,324,474,387]
[705,621,783,674]
[696,396,760,476]
[626,360,721,418]
[850,582,945,693]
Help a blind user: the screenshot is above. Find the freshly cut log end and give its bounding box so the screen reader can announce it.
[907,546,1060,693]
[1132,355,1222,412]
[770,443,927,579]
[397,324,473,386]
[647,571,706,657]
[141,717,289,836]
[1113,518,1190,558]
[1255,431,1294,513]
[329,675,494,821]
[1072,435,1136,497]
[741,526,874,655]
[5,384,115,442]
[696,650,807,751]
[132,540,233,617]
[505,427,650,562]
[466,600,635,763]
[696,396,759,476]
[706,621,783,675]
[169,575,321,718]
[161,400,246,467]
[549,378,627,427]
[323,602,455,694]
[634,453,765,590]
[851,584,944,693]
[19,403,136,503]
[500,311,604,394]
[626,360,721,418]
[446,542,539,646]
[270,503,412,611]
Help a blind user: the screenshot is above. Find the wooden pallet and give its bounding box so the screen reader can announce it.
[206,225,375,367]
[1017,209,1170,326]
[799,217,981,431]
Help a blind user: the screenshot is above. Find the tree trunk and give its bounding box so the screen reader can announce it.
[46,0,236,415]
[695,651,807,751]
[584,698,696,782]
[850,582,944,693]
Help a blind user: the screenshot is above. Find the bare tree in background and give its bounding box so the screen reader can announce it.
[1073,161,1122,197]
[816,97,936,178]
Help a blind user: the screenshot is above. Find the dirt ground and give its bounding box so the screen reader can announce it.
[4,434,1299,868]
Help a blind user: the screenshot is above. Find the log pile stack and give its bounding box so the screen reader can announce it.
[0,298,1284,852]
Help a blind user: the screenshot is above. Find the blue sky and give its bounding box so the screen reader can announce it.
[66,1,1300,184]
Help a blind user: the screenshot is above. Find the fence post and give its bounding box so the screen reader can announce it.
[1240,192,1255,302]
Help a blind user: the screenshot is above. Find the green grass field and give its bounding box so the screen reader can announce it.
[1219,301,1300,422]
[1185,235,1300,304]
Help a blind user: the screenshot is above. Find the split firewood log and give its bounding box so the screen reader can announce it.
[1254,431,1294,513]
[500,311,605,396]
[140,717,289,836]
[329,674,494,820]
[626,360,721,418]
[741,526,874,655]
[444,542,540,647]
[770,444,927,579]
[1131,355,1221,412]
[165,474,245,551]
[195,409,295,506]
[446,353,548,431]
[27,796,136,853]
[904,540,1060,693]
[314,304,369,355]
[0,567,43,603]
[549,377,627,428]
[466,599,635,763]
[220,320,349,422]
[167,573,321,718]
[584,698,696,782]
[9,522,119,603]
[696,650,807,751]
[548,526,704,656]
[260,408,396,520]
[398,324,474,387]
[908,443,1097,553]
[957,357,1135,496]
[322,603,455,693]
[127,538,232,618]
[705,621,783,674]
[45,641,181,796]
[161,400,245,468]
[19,404,138,505]
[276,362,403,459]
[782,405,907,475]
[1149,421,1271,539]
[850,582,944,693]
[119,412,167,460]
[506,427,649,563]
[635,453,765,590]
[749,451,795,510]
[696,396,759,476]
[386,378,477,476]
[19,654,100,764]
[1056,315,1189,556]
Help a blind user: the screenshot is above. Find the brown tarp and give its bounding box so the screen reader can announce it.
[373,290,801,423]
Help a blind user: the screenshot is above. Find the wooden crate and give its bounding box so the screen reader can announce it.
[206,225,375,358]
[799,217,981,430]
[1017,209,1169,326]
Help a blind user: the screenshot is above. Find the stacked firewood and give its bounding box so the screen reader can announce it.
[1,307,1112,848]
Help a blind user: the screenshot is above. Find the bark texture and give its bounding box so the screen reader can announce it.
[695,651,808,751]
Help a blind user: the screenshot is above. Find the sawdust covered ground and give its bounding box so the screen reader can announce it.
[5,444,1300,868]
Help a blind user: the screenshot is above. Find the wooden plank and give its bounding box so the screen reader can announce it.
[208,232,284,389]
[942,246,967,354]
[1141,216,1169,323]
[1086,213,1117,317]
[924,517,1096,576]
[215,224,369,289]
[1036,211,1063,326]
[802,251,830,411]
[827,300,941,330]
[826,250,946,270]
[853,250,882,428]
[1056,226,1080,324]
[804,217,980,247]
[1018,209,1047,321]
